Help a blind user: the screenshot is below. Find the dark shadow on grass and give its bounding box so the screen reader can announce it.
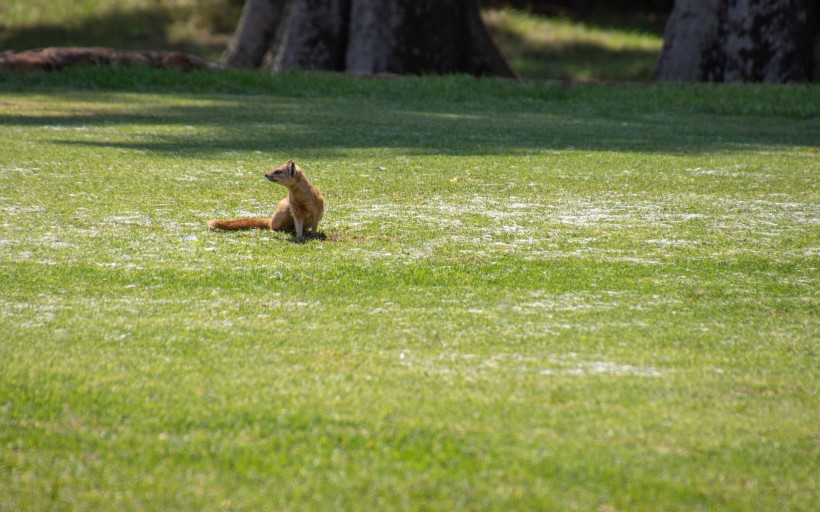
[288,232,329,244]
[208,228,329,243]
[30,110,816,156]
[0,75,816,155]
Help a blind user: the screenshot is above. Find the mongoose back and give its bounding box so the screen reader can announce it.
[208,160,324,238]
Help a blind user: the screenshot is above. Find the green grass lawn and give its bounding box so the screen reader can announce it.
[0,0,235,61]
[483,9,664,81]
[0,68,818,511]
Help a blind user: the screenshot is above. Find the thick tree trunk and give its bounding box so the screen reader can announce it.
[652,0,721,81]
[223,0,515,78]
[221,0,289,68]
[714,0,815,82]
[655,0,814,83]
[271,0,349,71]
[345,0,515,77]
[344,0,401,74]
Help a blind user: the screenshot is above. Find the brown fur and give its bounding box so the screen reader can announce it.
[208,160,324,238]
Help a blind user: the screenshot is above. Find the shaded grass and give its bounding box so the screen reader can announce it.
[0,0,230,60]
[483,9,664,81]
[0,69,818,511]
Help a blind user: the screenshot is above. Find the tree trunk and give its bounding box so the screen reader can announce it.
[271,0,349,71]
[345,0,514,77]
[221,0,289,68]
[654,0,815,83]
[223,0,515,78]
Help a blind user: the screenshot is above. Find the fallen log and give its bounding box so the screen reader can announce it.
[0,47,218,72]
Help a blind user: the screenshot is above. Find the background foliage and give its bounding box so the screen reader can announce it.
[2,0,817,81]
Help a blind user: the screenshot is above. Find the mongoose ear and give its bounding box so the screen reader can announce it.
[287,161,295,176]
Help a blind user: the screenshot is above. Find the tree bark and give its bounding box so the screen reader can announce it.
[271,0,349,71]
[653,0,720,82]
[655,0,815,83]
[221,0,290,68]
[345,0,515,77]
[223,0,515,78]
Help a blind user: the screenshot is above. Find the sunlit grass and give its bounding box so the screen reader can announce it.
[0,68,818,510]
[483,9,664,81]
[484,9,662,52]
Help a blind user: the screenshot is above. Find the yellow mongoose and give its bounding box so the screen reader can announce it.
[208,160,324,238]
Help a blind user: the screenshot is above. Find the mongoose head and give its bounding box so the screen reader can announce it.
[265,160,301,187]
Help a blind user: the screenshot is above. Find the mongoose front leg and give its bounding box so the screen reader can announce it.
[307,217,320,237]
[293,218,305,239]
